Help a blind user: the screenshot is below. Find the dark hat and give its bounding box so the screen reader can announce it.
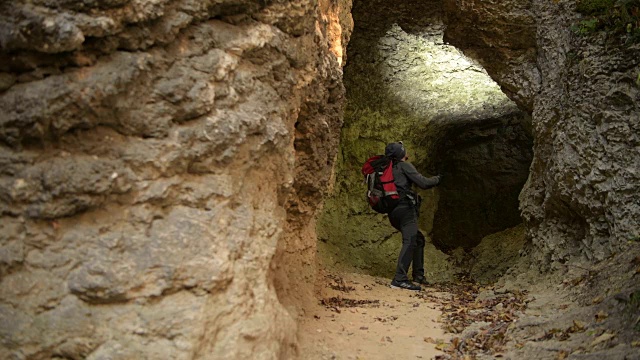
[385,141,406,160]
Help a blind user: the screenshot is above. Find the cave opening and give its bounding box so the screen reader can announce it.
[317,0,533,281]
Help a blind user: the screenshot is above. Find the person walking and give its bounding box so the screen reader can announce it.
[385,142,441,291]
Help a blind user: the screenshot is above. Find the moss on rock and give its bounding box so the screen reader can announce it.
[470,224,527,284]
[317,0,526,281]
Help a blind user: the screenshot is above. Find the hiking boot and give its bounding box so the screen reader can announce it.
[390,280,421,291]
[413,276,430,285]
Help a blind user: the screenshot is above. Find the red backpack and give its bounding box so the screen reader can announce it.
[361,155,400,214]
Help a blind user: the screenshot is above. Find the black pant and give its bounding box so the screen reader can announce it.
[388,201,425,282]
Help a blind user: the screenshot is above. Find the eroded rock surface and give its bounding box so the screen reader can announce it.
[317,0,531,275]
[443,0,540,112]
[0,0,352,358]
[469,224,527,284]
[431,111,532,249]
[443,0,640,267]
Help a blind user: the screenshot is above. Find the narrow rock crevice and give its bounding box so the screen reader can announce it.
[0,0,352,358]
[318,0,532,280]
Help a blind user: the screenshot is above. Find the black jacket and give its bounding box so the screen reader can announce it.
[392,161,439,199]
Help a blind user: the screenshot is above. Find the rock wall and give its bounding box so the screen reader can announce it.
[0,0,351,358]
[443,0,540,112]
[443,0,640,266]
[468,224,527,284]
[431,112,533,249]
[317,0,531,278]
[272,0,353,315]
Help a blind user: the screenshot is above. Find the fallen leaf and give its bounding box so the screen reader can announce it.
[591,332,615,346]
[569,320,586,332]
[435,342,449,351]
[632,341,640,347]
[556,350,568,360]
[424,337,436,343]
[571,276,585,286]
[595,311,608,322]
[592,296,603,304]
[359,326,368,330]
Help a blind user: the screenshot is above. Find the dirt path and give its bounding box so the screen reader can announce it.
[298,272,448,360]
[298,246,640,360]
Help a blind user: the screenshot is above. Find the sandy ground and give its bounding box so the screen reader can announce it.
[298,242,640,360]
[298,272,448,360]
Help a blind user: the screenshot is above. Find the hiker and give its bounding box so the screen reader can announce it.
[385,141,441,291]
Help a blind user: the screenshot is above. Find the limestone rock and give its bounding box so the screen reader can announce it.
[470,224,527,284]
[317,0,530,272]
[0,0,352,358]
[443,0,640,266]
[443,0,541,112]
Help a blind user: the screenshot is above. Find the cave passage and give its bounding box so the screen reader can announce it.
[317,0,533,279]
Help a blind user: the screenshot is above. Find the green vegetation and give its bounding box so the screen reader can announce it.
[572,0,640,43]
[574,18,600,34]
[628,290,640,331]
[576,0,616,14]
